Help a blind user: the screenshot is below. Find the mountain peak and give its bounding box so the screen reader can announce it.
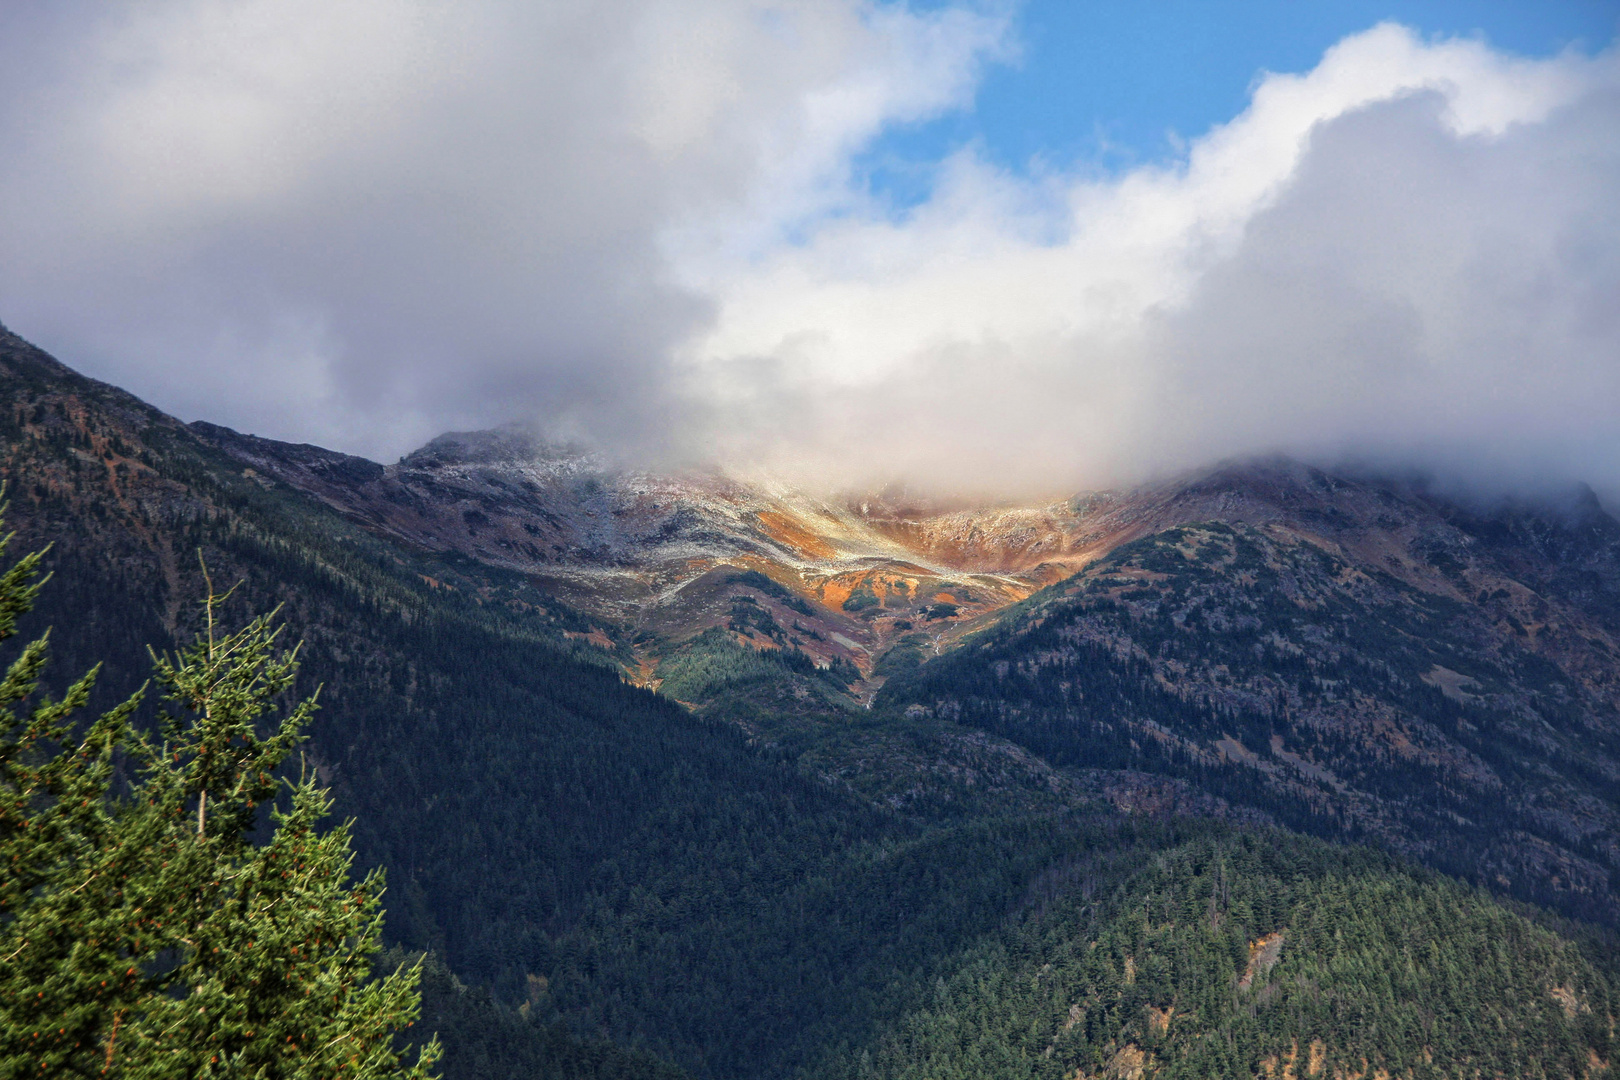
[399,424,597,471]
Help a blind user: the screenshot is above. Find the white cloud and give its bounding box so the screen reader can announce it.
[0,0,1009,459]
[2,10,1616,504]
[682,24,1620,499]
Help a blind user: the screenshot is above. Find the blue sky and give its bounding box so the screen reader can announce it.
[861,0,1620,204]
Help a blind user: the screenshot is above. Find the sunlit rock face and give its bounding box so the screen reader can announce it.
[193,419,1620,703]
[192,413,1620,923]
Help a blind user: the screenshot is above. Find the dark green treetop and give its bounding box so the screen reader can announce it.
[0,531,438,1079]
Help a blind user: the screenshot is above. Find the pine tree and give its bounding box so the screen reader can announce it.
[0,522,143,1079]
[0,531,439,1079]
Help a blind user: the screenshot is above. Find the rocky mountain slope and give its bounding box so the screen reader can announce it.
[881,460,1620,922]
[189,421,1078,682]
[188,386,1620,929]
[194,423,1620,676]
[6,319,1620,1077]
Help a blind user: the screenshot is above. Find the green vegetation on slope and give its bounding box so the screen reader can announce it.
[0,537,436,1079]
[4,328,1620,1079]
[654,625,855,702]
[880,521,1620,924]
[397,951,692,1080]
[815,830,1614,1079]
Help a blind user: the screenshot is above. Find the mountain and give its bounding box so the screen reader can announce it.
[3,321,1618,1078]
[187,420,1098,687]
[188,417,1620,922]
[881,461,1620,921]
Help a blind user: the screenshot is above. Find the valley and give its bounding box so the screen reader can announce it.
[193,414,1620,921]
[3,320,1618,1079]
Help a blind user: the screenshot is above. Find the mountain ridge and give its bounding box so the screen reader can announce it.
[3,321,1620,1077]
[180,406,1620,925]
[188,418,1620,686]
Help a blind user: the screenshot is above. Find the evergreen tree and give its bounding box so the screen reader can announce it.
[0,535,439,1079]
[0,526,142,1078]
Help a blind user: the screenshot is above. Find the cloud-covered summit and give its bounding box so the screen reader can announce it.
[0,0,1008,459]
[687,23,1620,499]
[0,5,1616,503]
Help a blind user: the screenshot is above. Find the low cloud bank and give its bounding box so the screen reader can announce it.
[0,8,1615,504]
[686,25,1620,503]
[0,0,1008,458]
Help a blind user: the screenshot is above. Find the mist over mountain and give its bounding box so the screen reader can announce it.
[689,30,1620,501]
[5,319,1620,1077]
[5,5,1620,1076]
[1,10,1616,504]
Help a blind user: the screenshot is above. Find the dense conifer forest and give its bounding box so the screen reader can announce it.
[3,326,1619,1077]
[880,522,1620,924]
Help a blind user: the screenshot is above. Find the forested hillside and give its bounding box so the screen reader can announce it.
[3,322,1618,1078]
[812,829,1614,1080]
[881,513,1620,925]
